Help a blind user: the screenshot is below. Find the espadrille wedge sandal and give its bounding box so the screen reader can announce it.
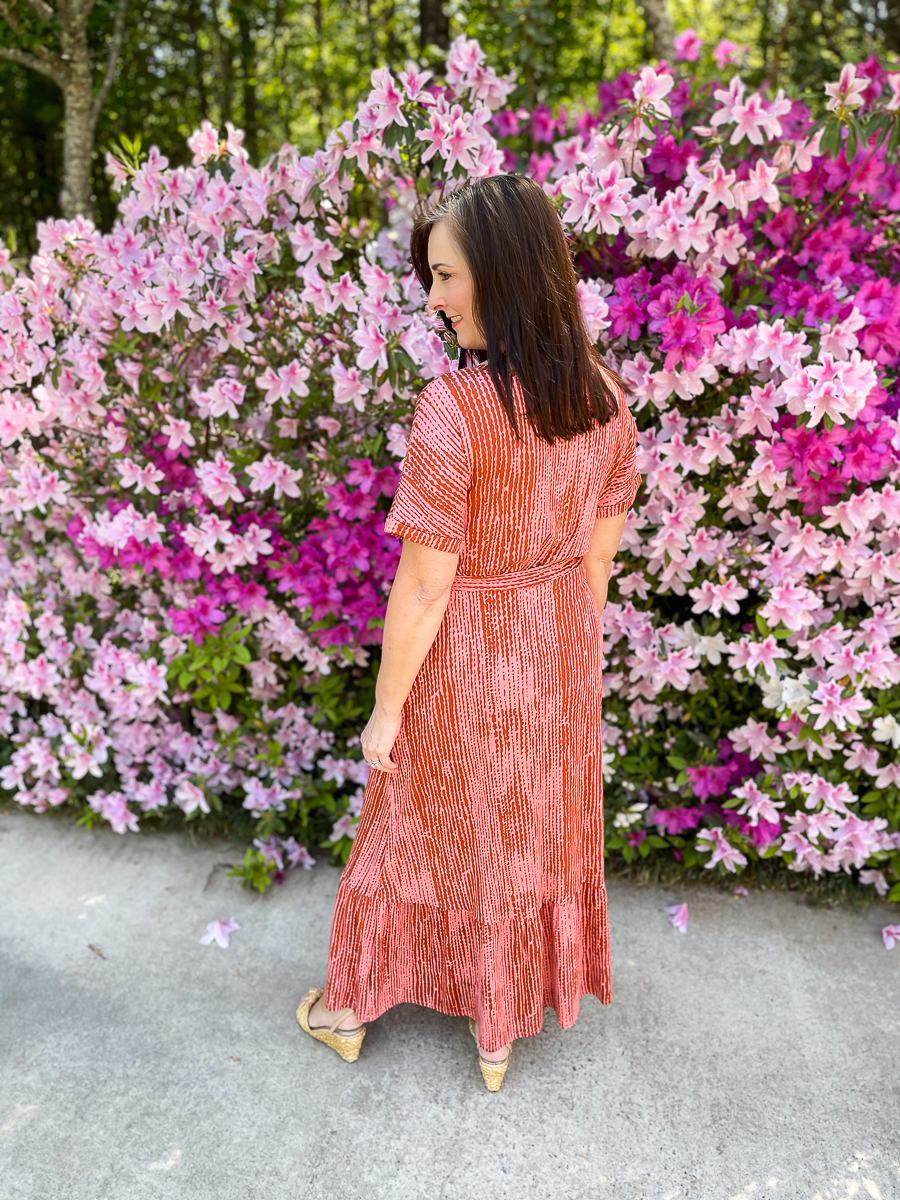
[469,1016,511,1091]
[296,987,366,1063]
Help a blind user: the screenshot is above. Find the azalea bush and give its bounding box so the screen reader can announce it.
[0,34,899,908]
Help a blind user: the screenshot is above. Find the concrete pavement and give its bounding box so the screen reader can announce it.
[1,807,898,1200]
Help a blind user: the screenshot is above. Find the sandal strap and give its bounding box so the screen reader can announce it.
[327,1007,357,1034]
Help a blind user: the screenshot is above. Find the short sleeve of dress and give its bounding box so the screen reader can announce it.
[383,378,471,555]
[596,394,642,519]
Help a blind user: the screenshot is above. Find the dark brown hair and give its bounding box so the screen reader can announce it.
[409,174,629,445]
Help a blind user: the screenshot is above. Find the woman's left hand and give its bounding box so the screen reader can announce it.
[360,703,402,773]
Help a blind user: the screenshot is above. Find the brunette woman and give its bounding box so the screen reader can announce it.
[297,173,642,1091]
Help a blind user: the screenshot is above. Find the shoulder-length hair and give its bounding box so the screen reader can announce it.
[409,173,630,445]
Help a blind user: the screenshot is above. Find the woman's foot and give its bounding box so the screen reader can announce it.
[308,994,364,1033]
[472,1020,511,1063]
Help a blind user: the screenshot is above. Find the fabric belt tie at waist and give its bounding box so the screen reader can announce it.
[451,556,583,592]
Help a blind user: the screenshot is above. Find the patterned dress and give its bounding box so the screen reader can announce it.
[324,361,642,1053]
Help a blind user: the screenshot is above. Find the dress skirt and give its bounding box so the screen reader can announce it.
[323,555,612,1054]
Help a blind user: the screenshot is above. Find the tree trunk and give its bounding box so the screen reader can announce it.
[419,0,449,51]
[384,0,396,70]
[885,0,900,54]
[314,0,328,145]
[237,5,258,162]
[185,2,209,116]
[59,3,95,218]
[638,0,675,64]
[210,4,233,129]
[0,0,129,220]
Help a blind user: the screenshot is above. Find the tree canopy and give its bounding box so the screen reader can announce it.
[0,0,897,254]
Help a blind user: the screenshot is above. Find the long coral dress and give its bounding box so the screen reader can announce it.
[324,361,642,1053]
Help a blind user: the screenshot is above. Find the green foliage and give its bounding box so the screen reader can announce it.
[166,617,251,712]
[227,846,277,892]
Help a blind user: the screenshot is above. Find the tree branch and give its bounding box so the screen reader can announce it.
[0,0,64,80]
[0,0,24,34]
[25,0,56,21]
[0,42,63,81]
[90,0,128,128]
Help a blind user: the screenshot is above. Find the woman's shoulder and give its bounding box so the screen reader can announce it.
[417,362,493,407]
[437,361,491,385]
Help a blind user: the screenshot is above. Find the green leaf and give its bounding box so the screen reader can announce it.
[821,119,843,159]
[886,882,900,904]
[886,119,900,157]
[233,644,251,665]
[845,123,858,163]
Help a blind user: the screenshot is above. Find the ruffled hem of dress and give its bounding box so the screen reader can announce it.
[323,881,612,1053]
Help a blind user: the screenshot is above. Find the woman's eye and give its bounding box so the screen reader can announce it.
[438,272,450,281]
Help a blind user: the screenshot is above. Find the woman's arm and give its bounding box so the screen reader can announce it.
[583,509,629,617]
[360,538,457,772]
[374,537,460,719]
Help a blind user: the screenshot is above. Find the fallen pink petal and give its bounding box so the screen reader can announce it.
[200,918,241,949]
[881,924,900,950]
[664,903,689,933]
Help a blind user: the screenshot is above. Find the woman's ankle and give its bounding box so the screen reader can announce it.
[479,1044,511,1062]
[311,995,361,1031]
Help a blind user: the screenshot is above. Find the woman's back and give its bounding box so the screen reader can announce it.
[384,361,642,576]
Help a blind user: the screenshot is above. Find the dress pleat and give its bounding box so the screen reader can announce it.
[324,362,642,1053]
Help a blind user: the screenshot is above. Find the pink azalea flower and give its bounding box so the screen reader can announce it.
[200,917,240,948]
[196,451,243,506]
[673,29,703,62]
[881,925,900,950]
[824,64,868,113]
[633,66,674,120]
[399,63,433,104]
[859,869,888,896]
[330,813,358,841]
[416,112,449,162]
[160,417,196,452]
[116,458,165,496]
[369,68,408,130]
[175,781,211,815]
[696,827,748,872]
[442,116,481,173]
[246,454,303,500]
[713,39,747,72]
[664,902,689,932]
[352,323,389,372]
[283,837,316,870]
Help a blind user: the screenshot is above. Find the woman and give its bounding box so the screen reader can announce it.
[297,173,642,1091]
